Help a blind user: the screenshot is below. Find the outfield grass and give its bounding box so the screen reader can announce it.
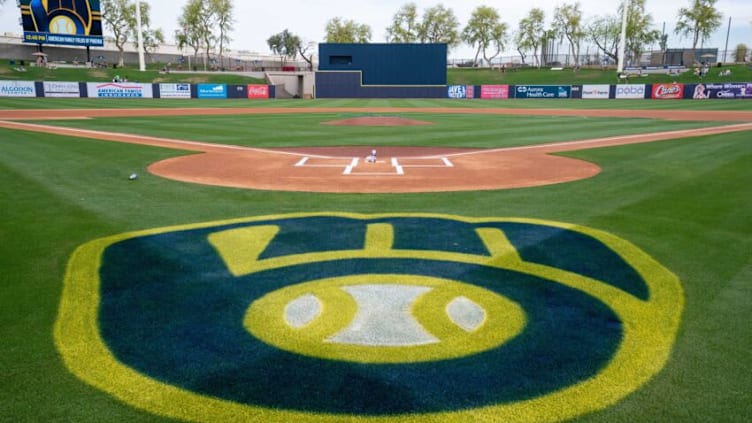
[0,99,750,422]
[2,97,752,112]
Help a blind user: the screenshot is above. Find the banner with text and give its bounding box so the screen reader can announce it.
[480,85,510,99]
[159,83,192,99]
[652,83,684,100]
[198,84,228,99]
[515,85,571,99]
[248,85,270,99]
[582,85,611,99]
[447,85,470,99]
[614,84,647,99]
[0,80,36,97]
[688,82,752,100]
[87,82,153,98]
[43,81,80,98]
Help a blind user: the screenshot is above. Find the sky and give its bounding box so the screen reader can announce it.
[1,0,750,60]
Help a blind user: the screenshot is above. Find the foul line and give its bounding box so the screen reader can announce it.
[428,123,752,159]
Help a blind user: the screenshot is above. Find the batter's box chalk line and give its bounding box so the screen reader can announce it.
[294,156,453,176]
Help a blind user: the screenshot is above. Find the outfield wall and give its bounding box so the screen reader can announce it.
[0,81,276,99]
[2,80,751,100]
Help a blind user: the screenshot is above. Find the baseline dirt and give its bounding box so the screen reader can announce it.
[1,107,750,193]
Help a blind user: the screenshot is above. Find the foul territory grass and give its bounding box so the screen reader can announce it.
[0,101,750,422]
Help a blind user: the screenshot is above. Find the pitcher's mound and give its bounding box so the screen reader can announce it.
[323,116,433,126]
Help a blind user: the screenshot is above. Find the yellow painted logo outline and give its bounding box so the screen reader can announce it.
[55,212,683,422]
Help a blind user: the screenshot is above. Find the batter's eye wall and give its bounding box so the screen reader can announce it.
[318,43,447,86]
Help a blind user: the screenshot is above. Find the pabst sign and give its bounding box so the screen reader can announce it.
[652,83,684,100]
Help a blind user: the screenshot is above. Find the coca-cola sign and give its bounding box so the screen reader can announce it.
[652,83,684,100]
[248,84,270,99]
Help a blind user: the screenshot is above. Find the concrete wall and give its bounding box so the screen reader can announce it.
[265,72,315,99]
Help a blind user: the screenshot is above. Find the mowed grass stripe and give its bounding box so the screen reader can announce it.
[24,113,731,150]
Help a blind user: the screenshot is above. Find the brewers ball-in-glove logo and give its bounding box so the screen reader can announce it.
[25,0,101,36]
[56,213,683,422]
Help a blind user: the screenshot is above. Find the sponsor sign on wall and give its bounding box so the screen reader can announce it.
[248,85,270,99]
[198,84,228,99]
[447,85,467,99]
[159,83,191,99]
[515,85,571,99]
[614,84,646,99]
[0,80,36,97]
[690,82,752,100]
[582,85,610,99]
[652,83,684,100]
[480,85,510,99]
[87,82,153,98]
[43,81,80,98]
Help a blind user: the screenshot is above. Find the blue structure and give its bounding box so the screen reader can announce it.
[316,43,448,98]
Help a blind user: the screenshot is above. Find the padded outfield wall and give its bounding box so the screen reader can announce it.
[316,43,448,99]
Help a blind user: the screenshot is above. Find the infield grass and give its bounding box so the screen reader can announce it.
[1,99,750,422]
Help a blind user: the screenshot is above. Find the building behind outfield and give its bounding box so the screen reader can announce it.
[315,43,448,99]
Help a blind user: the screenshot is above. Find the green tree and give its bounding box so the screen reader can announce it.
[101,0,162,67]
[462,6,508,66]
[588,15,620,63]
[623,0,661,64]
[142,27,165,59]
[180,0,215,70]
[553,2,585,68]
[735,43,749,62]
[675,0,723,51]
[177,1,204,66]
[267,29,301,64]
[515,8,545,66]
[386,2,420,43]
[210,0,234,69]
[325,17,371,43]
[417,4,460,48]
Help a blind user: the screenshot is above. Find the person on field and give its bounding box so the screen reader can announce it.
[366,149,377,163]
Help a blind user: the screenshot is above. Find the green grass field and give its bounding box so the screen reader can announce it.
[1,98,750,422]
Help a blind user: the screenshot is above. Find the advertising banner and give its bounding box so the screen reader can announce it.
[652,83,684,100]
[248,84,270,99]
[447,85,467,99]
[159,83,191,99]
[43,81,80,98]
[582,85,610,99]
[614,84,646,99]
[515,85,571,99]
[0,80,36,97]
[689,82,752,100]
[570,85,582,99]
[480,85,510,99]
[19,0,104,47]
[466,85,475,99]
[198,84,228,99]
[87,82,153,98]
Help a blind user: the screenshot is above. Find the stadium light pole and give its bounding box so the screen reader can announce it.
[135,0,146,71]
[617,0,629,73]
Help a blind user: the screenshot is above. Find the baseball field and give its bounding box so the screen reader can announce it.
[1,97,750,422]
